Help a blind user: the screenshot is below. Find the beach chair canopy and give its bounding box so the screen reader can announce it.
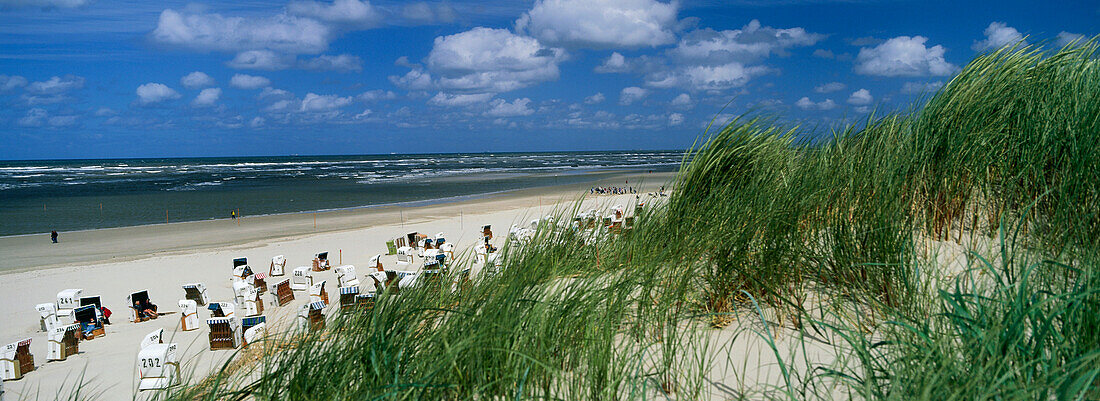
[293,266,311,276]
[79,296,102,310]
[182,283,209,305]
[140,328,164,350]
[233,257,248,268]
[36,303,57,319]
[369,254,383,269]
[178,299,197,313]
[129,290,150,305]
[244,323,266,345]
[233,281,258,300]
[272,255,285,265]
[74,305,101,328]
[137,343,179,390]
[57,289,83,310]
[316,252,328,261]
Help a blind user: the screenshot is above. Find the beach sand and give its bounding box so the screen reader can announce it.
[0,171,672,400]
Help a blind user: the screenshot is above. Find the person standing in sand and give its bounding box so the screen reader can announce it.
[51,230,58,243]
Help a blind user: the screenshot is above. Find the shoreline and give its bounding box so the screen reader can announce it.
[0,170,674,274]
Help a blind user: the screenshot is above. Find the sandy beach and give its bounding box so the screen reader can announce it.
[0,171,674,400]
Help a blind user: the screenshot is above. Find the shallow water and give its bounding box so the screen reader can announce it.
[0,151,681,236]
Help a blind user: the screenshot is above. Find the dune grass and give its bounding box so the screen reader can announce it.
[132,40,1100,401]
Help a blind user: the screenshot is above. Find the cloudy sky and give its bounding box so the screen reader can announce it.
[1,0,1095,159]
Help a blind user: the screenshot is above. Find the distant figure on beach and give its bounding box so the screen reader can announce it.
[231,211,237,219]
[51,230,58,243]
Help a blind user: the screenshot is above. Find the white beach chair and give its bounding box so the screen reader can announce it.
[36,303,58,332]
[440,242,455,261]
[137,342,179,390]
[140,328,164,350]
[0,339,33,381]
[127,290,157,323]
[423,248,443,269]
[335,265,360,288]
[243,323,266,347]
[55,288,82,324]
[369,253,384,271]
[291,266,313,291]
[270,255,287,276]
[396,247,414,268]
[46,324,80,361]
[207,302,236,319]
[232,263,254,284]
[73,305,105,339]
[368,270,389,292]
[78,296,105,323]
[338,286,360,310]
[309,281,329,304]
[474,244,488,264]
[182,283,209,306]
[233,281,263,317]
[178,300,199,331]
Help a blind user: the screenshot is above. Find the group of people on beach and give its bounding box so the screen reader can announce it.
[588,186,636,195]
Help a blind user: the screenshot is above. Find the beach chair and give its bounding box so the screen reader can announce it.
[369,253,384,271]
[56,288,82,324]
[386,240,398,255]
[207,302,236,319]
[179,300,199,331]
[269,279,295,307]
[232,263,254,284]
[270,255,287,276]
[137,342,179,390]
[440,242,455,262]
[36,303,58,332]
[624,216,635,229]
[435,232,446,247]
[355,293,376,311]
[335,265,359,288]
[182,283,209,306]
[297,302,326,332]
[423,249,444,270]
[140,328,164,350]
[396,270,422,289]
[0,339,34,381]
[312,252,330,272]
[253,273,268,295]
[475,244,488,264]
[396,248,414,268]
[291,267,313,291]
[368,270,390,292]
[243,322,266,348]
[482,224,493,240]
[47,324,80,361]
[233,281,264,317]
[309,281,329,304]
[339,286,360,310]
[127,290,157,323]
[207,318,240,350]
[233,257,248,269]
[241,316,266,347]
[73,305,104,339]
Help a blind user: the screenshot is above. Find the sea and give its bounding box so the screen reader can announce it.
[0,151,683,237]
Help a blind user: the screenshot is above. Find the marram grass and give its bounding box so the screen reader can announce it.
[99,39,1100,401]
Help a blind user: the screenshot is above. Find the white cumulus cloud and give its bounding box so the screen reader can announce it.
[795,97,836,111]
[358,89,397,102]
[670,93,692,107]
[516,0,679,49]
[670,20,824,64]
[814,82,845,93]
[287,0,381,28]
[619,86,648,105]
[428,92,494,107]
[299,93,352,112]
[647,63,769,91]
[847,89,872,105]
[972,22,1026,51]
[227,50,293,70]
[485,98,535,117]
[192,87,222,107]
[584,92,605,104]
[1055,31,1085,47]
[136,82,181,104]
[0,75,28,91]
[27,75,84,94]
[230,74,271,89]
[418,27,567,93]
[595,52,631,73]
[668,112,684,126]
[299,54,363,72]
[151,9,331,55]
[180,71,215,89]
[854,36,958,77]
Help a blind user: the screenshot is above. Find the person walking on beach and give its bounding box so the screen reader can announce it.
[51,230,58,243]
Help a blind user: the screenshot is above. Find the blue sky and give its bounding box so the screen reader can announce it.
[0,0,1095,159]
